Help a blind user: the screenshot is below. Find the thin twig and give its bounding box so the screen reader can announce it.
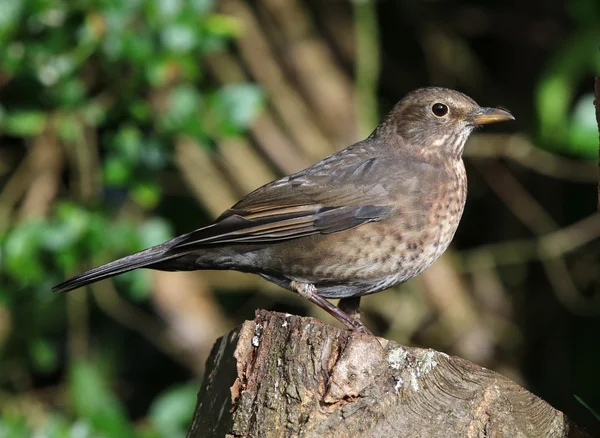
[460,212,600,271]
[474,162,598,314]
[473,161,556,233]
[465,134,597,182]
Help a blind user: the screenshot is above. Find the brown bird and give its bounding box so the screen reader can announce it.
[53,87,514,334]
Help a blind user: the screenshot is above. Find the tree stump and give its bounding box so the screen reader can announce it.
[187,310,591,438]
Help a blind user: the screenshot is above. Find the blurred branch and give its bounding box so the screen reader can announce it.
[18,127,64,220]
[66,292,89,359]
[151,271,231,375]
[218,137,277,196]
[420,25,484,92]
[465,134,597,182]
[473,162,556,234]
[354,0,381,137]
[175,138,239,216]
[206,52,311,173]
[473,162,597,314]
[416,255,495,365]
[0,147,34,232]
[65,119,103,360]
[460,212,600,269]
[260,0,355,144]
[219,0,333,160]
[91,281,199,372]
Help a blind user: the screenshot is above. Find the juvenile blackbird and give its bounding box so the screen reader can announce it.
[53,87,514,334]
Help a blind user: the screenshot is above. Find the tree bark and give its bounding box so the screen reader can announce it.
[188,310,591,438]
[595,76,600,211]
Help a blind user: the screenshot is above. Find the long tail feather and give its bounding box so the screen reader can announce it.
[52,245,180,294]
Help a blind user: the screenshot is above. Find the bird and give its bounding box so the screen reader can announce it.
[53,87,514,334]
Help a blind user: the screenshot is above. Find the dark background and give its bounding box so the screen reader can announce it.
[1,0,599,436]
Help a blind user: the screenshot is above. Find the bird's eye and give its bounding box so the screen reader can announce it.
[431,103,449,117]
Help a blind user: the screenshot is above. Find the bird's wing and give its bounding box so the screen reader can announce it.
[169,152,396,249]
[170,204,389,248]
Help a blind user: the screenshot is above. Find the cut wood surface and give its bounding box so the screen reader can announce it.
[188,310,591,438]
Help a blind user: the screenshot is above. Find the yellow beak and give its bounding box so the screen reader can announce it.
[470,107,515,125]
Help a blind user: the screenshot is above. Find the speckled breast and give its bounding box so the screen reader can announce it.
[280,159,467,298]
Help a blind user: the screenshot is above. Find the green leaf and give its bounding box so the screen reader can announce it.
[56,78,87,107]
[104,155,132,186]
[536,74,571,145]
[57,114,84,143]
[2,110,47,136]
[35,414,73,438]
[114,125,143,162]
[139,218,172,248]
[152,0,184,21]
[161,24,197,53]
[46,204,91,250]
[189,0,214,15]
[203,14,242,37]
[0,415,30,438]
[567,93,598,158]
[149,383,198,438]
[130,100,152,122]
[535,30,600,152]
[139,138,168,170]
[83,101,108,126]
[159,84,202,132]
[131,181,161,209]
[69,360,133,437]
[0,0,23,36]
[212,84,263,134]
[4,221,46,282]
[29,338,58,372]
[120,270,151,301]
[146,57,174,87]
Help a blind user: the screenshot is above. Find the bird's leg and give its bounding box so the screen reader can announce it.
[338,296,362,320]
[290,281,373,335]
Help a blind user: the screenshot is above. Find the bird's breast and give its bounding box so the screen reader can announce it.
[353,158,468,293]
[252,159,468,297]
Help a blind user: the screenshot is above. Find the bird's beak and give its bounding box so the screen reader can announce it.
[469,107,515,125]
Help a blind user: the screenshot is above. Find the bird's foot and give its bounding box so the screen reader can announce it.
[347,318,373,335]
[290,281,373,335]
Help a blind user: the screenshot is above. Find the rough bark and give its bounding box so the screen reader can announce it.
[595,76,600,211]
[188,310,591,438]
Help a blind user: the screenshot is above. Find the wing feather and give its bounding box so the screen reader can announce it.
[168,204,390,250]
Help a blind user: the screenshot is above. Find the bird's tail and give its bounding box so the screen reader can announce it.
[52,244,181,294]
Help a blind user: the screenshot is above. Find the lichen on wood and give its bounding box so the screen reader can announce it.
[188,310,590,438]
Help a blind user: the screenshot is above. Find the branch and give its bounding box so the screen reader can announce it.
[188,310,590,438]
[595,76,600,210]
[465,134,596,182]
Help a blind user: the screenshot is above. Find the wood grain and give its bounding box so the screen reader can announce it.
[188,310,590,438]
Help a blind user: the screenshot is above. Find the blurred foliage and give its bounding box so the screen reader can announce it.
[535,0,600,158]
[0,358,197,437]
[1,0,599,435]
[0,0,261,435]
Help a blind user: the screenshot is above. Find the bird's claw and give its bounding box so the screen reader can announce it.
[349,319,373,335]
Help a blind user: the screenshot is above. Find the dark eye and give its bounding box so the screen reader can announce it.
[431,103,449,117]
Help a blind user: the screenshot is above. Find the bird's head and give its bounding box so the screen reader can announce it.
[375,87,514,158]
